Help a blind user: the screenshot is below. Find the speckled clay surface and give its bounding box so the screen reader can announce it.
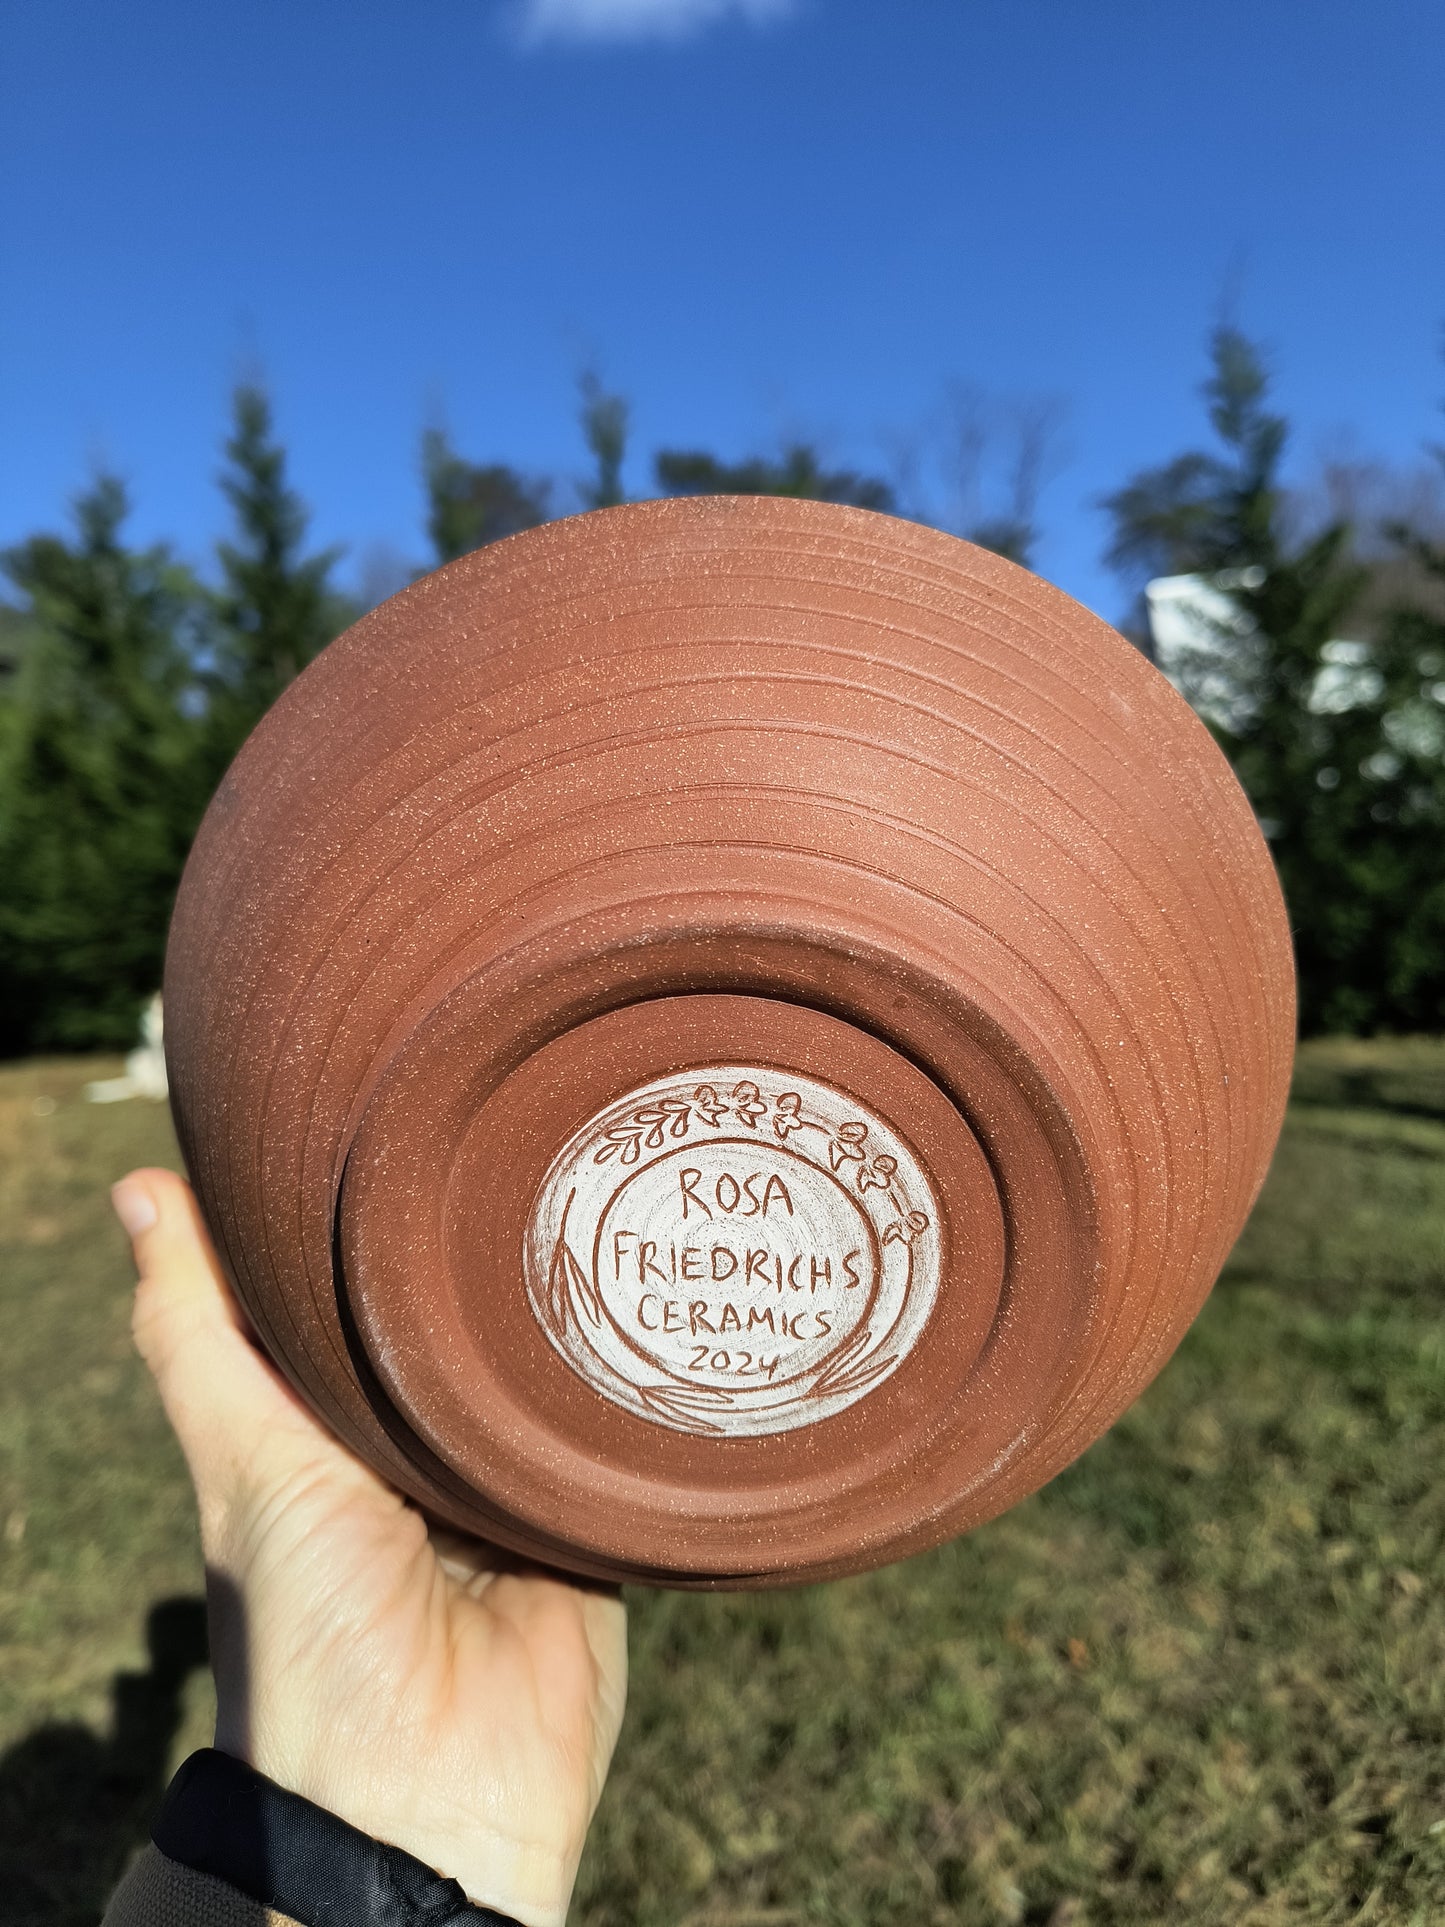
[163,496,1295,1587]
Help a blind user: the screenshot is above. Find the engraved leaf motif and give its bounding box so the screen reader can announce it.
[810,1323,899,1399]
[635,1383,732,1436]
[594,1123,644,1166]
[595,1094,694,1163]
[646,1381,731,1406]
[547,1220,601,1332]
[815,1351,899,1401]
[828,1140,865,1171]
[634,1105,673,1151]
[882,1206,931,1247]
[858,1153,898,1195]
[809,1324,872,1394]
[731,1080,765,1128]
[693,1084,728,1127]
[773,1092,804,1140]
[828,1120,869,1171]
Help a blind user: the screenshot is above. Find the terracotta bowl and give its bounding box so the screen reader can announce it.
[164,497,1294,1588]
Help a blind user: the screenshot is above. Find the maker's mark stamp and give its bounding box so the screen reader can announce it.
[523,1065,942,1437]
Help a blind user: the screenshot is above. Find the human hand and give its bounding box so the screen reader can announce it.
[113,1167,628,1927]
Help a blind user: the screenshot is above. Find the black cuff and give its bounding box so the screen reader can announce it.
[152,1749,524,1926]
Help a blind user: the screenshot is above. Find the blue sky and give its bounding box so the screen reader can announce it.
[3,0,1443,619]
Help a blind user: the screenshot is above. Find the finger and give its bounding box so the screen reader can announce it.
[115,1168,334,1505]
[430,1525,526,1594]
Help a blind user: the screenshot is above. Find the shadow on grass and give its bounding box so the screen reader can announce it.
[1290,1062,1445,1124]
[0,1597,208,1927]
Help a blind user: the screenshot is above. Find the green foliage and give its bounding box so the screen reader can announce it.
[209,385,348,769]
[1104,329,1288,583]
[579,372,630,511]
[5,1039,1445,1923]
[421,426,551,565]
[0,481,211,1053]
[965,512,1033,566]
[0,388,350,1056]
[3,349,1443,1052]
[0,603,42,689]
[1106,329,1445,1034]
[655,440,894,511]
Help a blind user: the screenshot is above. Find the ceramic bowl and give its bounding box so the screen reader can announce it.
[164,497,1294,1587]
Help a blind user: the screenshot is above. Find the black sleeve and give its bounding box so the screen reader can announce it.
[151,1748,525,1927]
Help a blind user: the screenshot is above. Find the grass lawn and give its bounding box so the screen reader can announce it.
[2,1039,1444,1925]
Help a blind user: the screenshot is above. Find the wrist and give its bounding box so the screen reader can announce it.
[154,1749,541,1926]
[213,1721,581,1927]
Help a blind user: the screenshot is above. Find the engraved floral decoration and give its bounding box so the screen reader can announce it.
[587,1079,931,1247]
[806,1324,898,1401]
[592,1096,693,1167]
[528,1068,942,1436]
[545,1191,597,1337]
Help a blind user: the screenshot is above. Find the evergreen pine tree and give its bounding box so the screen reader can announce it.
[1357,470,1445,1031]
[210,384,345,765]
[0,478,210,1051]
[579,373,629,510]
[1105,327,1445,1032]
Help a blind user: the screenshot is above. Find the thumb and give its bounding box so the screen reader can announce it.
[115,1168,333,1515]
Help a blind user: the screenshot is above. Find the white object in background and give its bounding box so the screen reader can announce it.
[84,994,168,1103]
[1145,570,1265,733]
[1309,638,1385,714]
[1146,572,1375,731]
[1145,569,1263,664]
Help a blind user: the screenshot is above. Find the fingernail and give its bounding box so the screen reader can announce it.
[112,1180,159,1237]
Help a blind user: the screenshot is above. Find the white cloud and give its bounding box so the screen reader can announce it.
[512,0,797,47]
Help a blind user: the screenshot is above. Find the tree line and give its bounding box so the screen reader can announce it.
[2,329,1443,1055]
